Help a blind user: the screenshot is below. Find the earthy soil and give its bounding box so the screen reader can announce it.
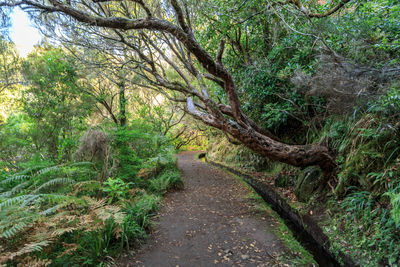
[119,151,297,266]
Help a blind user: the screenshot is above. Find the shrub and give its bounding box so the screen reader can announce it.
[148,168,183,195]
[102,177,131,204]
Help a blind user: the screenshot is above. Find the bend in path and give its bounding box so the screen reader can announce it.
[121,151,301,266]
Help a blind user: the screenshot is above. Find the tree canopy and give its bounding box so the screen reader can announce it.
[0,0,400,265]
[0,0,361,176]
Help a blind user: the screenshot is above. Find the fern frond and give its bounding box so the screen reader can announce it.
[38,194,85,206]
[16,240,52,256]
[17,256,52,267]
[0,210,40,233]
[51,227,77,237]
[94,204,125,223]
[0,181,30,197]
[36,166,64,177]
[57,243,79,258]
[1,221,29,238]
[19,164,50,175]
[0,194,84,210]
[0,175,30,185]
[77,214,95,230]
[31,178,75,194]
[0,195,33,209]
[83,196,107,209]
[21,194,41,207]
[0,240,53,263]
[40,204,64,216]
[83,197,126,223]
[113,210,125,225]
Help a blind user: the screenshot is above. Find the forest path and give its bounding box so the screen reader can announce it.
[120,151,293,266]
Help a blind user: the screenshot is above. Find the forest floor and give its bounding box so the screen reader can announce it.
[119,151,308,266]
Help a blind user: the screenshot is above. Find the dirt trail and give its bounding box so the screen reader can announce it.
[121,151,295,266]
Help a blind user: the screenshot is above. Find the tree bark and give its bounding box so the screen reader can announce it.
[187,98,336,174]
[119,83,127,127]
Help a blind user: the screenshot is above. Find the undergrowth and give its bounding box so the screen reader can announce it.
[317,103,400,265]
[324,186,400,266]
[0,125,183,266]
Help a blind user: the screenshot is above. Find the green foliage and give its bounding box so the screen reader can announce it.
[194,0,399,141]
[21,47,92,159]
[77,218,119,265]
[387,191,400,225]
[325,190,400,266]
[314,114,400,196]
[148,168,183,195]
[0,113,35,166]
[209,109,400,265]
[0,117,181,265]
[112,123,177,183]
[371,84,400,117]
[124,193,160,230]
[0,162,96,264]
[113,126,152,181]
[103,177,131,203]
[323,0,400,65]
[308,112,400,265]
[237,62,309,132]
[0,37,20,97]
[2,0,398,264]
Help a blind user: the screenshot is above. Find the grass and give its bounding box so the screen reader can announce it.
[322,192,400,266]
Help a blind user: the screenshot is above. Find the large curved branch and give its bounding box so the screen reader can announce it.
[216,103,277,139]
[186,97,219,127]
[187,97,336,173]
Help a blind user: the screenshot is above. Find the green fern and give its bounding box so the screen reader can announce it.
[0,175,30,185]
[0,181,29,197]
[1,221,29,238]
[31,178,75,194]
[0,194,84,209]
[40,203,65,216]
[36,165,64,177]
[38,194,84,206]
[0,195,33,209]
[0,161,112,264]
[388,192,400,224]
